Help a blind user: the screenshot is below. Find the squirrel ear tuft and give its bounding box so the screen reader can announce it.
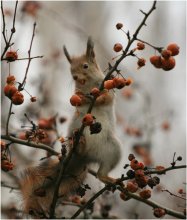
[86,36,95,62]
[63,45,72,63]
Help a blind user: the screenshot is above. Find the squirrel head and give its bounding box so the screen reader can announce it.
[63,37,104,92]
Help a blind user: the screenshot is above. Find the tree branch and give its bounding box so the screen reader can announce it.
[1,134,59,156]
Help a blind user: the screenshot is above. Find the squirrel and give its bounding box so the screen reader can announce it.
[19,37,121,218]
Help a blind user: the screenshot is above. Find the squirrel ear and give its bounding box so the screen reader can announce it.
[86,36,95,62]
[63,45,72,64]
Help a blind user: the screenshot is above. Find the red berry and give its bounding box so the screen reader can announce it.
[137,58,146,67]
[70,94,82,106]
[153,208,166,218]
[161,49,172,59]
[120,192,131,201]
[5,50,18,61]
[139,189,151,199]
[11,91,24,105]
[113,78,126,89]
[30,96,37,102]
[150,55,162,68]
[126,181,138,193]
[104,80,115,90]
[178,188,183,194]
[130,159,139,170]
[4,84,18,99]
[135,169,145,179]
[82,114,94,126]
[125,77,133,86]
[167,43,179,56]
[6,75,16,84]
[137,42,145,50]
[161,57,175,71]
[90,87,100,97]
[113,43,123,52]
[116,23,123,30]
[38,118,54,130]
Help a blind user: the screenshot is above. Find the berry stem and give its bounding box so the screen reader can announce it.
[6,101,13,136]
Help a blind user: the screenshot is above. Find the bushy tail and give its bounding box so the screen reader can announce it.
[19,155,87,218]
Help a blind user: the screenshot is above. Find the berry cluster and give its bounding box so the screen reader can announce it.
[150,43,179,71]
[82,114,102,134]
[104,77,133,90]
[120,154,165,218]
[1,140,14,172]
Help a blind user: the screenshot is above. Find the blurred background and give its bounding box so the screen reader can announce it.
[1,1,186,219]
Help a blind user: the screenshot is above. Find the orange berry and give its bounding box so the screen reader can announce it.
[104,80,115,90]
[161,56,175,71]
[139,189,151,199]
[70,94,82,106]
[161,49,172,59]
[137,162,145,169]
[113,43,123,52]
[11,91,24,105]
[4,84,18,98]
[130,159,139,170]
[150,55,162,68]
[136,176,149,188]
[125,77,133,86]
[30,96,37,102]
[137,58,146,67]
[5,50,18,61]
[167,43,179,56]
[126,181,138,193]
[6,75,16,84]
[90,87,100,97]
[161,121,170,130]
[153,208,166,218]
[137,42,145,50]
[116,23,123,30]
[113,78,126,89]
[18,132,27,140]
[58,136,65,143]
[82,114,94,126]
[135,169,145,179]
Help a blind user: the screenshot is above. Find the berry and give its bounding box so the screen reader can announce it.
[167,43,179,56]
[128,154,135,161]
[161,57,175,71]
[178,188,183,194]
[59,136,65,143]
[150,55,162,68]
[153,208,166,218]
[6,75,16,84]
[130,159,139,170]
[137,42,145,50]
[125,77,133,86]
[4,84,18,98]
[137,58,146,67]
[90,122,102,134]
[137,162,145,169]
[90,87,100,97]
[147,178,157,188]
[126,181,138,193]
[135,169,145,179]
[30,96,37,102]
[82,114,94,126]
[1,159,14,172]
[38,117,55,130]
[70,94,82,106]
[12,91,24,105]
[126,170,135,179]
[139,189,151,199]
[113,78,126,89]
[161,121,170,130]
[120,192,131,201]
[104,80,115,90]
[152,176,160,185]
[5,50,18,61]
[161,49,172,59]
[177,156,182,161]
[136,176,148,188]
[116,23,123,30]
[113,43,123,52]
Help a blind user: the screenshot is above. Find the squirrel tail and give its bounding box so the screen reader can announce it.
[19,155,87,218]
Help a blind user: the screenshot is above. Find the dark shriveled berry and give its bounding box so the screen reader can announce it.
[90,122,102,134]
[126,170,135,179]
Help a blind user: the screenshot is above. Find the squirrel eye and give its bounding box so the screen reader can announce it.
[83,63,89,69]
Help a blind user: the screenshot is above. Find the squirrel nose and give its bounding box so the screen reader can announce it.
[73,75,78,80]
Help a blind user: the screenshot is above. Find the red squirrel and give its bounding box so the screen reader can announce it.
[19,37,121,218]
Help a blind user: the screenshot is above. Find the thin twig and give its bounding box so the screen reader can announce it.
[1,0,18,60]
[1,55,44,62]
[1,134,59,156]
[6,101,13,135]
[19,22,37,90]
[161,189,187,201]
[1,0,7,44]
[118,187,186,219]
